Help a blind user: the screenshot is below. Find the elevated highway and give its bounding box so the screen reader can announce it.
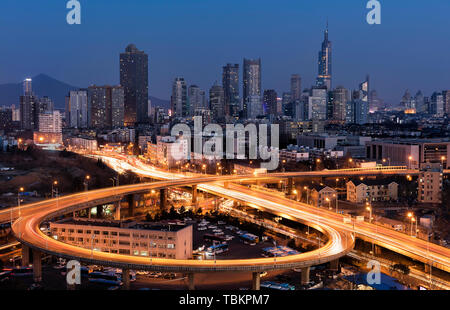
[11,178,353,273]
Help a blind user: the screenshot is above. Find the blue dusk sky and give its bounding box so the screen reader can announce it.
[0,0,449,104]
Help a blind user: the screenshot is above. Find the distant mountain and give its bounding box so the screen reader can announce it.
[149,96,170,109]
[0,73,170,110]
[0,74,78,109]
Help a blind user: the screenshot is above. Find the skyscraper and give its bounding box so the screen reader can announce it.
[243,58,261,118]
[309,87,328,121]
[171,77,188,118]
[290,74,302,101]
[332,86,349,122]
[188,85,206,115]
[414,91,426,114]
[443,90,450,115]
[209,82,225,121]
[263,89,278,116]
[68,90,88,129]
[120,44,149,125]
[19,78,39,130]
[359,75,370,107]
[430,92,444,117]
[316,24,332,90]
[87,85,124,129]
[222,64,240,118]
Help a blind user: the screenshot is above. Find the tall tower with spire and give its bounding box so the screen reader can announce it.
[316,22,332,90]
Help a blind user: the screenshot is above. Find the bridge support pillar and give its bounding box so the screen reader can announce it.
[301,267,310,285]
[88,207,91,219]
[96,205,103,218]
[252,272,261,290]
[192,185,198,204]
[127,195,135,217]
[160,189,167,211]
[424,263,431,273]
[330,259,339,271]
[33,249,42,283]
[22,244,30,267]
[287,178,293,194]
[188,273,195,290]
[374,245,382,256]
[114,201,121,220]
[122,269,130,290]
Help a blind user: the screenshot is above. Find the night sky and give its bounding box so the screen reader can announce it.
[1,0,449,105]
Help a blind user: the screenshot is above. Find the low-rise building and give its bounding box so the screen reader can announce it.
[346,179,398,204]
[418,162,443,204]
[310,185,337,208]
[50,218,193,259]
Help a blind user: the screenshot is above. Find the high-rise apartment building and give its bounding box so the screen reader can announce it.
[67,90,88,129]
[88,85,124,129]
[120,44,149,125]
[19,78,39,130]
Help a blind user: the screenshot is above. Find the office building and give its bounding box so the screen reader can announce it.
[188,85,206,115]
[263,89,278,116]
[120,44,149,125]
[209,83,225,121]
[243,58,261,118]
[332,86,349,122]
[316,24,332,90]
[365,139,450,169]
[222,64,240,117]
[171,77,188,118]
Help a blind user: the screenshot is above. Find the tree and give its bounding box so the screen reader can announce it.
[145,213,153,222]
[179,206,186,215]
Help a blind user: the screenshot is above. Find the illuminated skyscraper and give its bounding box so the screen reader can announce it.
[222,63,240,118]
[171,77,188,118]
[243,58,261,118]
[316,24,332,90]
[120,44,149,125]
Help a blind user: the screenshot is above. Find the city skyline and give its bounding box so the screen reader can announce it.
[0,0,449,105]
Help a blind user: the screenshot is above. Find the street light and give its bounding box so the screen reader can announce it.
[366,203,372,223]
[441,156,446,168]
[17,187,24,218]
[84,175,90,191]
[52,180,58,198]
[304,186,309,205]
[326,197,331,210]
[407,212,417,236]
[408,156,413,169]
